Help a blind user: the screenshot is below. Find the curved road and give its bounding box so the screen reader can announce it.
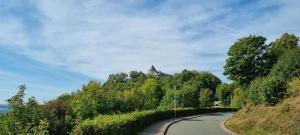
[165,112,234,135]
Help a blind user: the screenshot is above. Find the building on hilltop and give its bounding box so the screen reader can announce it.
[147,65,171,77]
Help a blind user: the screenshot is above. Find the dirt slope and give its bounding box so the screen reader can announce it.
[225,79,300,135]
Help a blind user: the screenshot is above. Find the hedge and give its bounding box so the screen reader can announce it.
[72,108,237,135]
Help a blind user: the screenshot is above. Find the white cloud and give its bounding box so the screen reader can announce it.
[0,0,299,82]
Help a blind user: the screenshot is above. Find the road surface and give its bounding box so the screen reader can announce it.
[165,112,234,135]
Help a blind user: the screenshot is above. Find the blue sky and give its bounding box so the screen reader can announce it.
[0,0,299,104]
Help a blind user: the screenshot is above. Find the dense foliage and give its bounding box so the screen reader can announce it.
[0,70,222,135]
[248,76,287,105]
[267,33,299,66]
[224,33,299,107]
[198,89,213,107]
[270,48,300,80]
[215,83,236,106]
[0,85,48,135]
[230,87,245,108]
[224,35,270,86]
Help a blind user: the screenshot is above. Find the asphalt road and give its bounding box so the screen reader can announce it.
[165,112,234,135]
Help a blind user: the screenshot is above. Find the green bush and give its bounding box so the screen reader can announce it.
[72,108,236,135]
[199,89,213,107]
[270,48,300,80]
[216,83,235,106]
[230,87,245,108]
[248,76,287,105]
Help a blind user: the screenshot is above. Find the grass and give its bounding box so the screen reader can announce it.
[225,79,300,135]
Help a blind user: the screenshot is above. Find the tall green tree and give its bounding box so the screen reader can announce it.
[267,33,299,67]
[230,87,245,108]
[71,80,105,119]
[159,87,175,109]
[0,85,45,134]
[192,72,221,94]
[140,79,162,110]
[216,83,235,106]
[103,72,129,91]
[41,99,72,135]
[177,82,199,107]
[224,35,270,86]
[199,88,213,107]
[270,48,300,80]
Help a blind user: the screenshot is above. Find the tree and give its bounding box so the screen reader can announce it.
[216,83,235,106]
[129,71,146,81]
[192,72,221,95]
[266,33,299,68]
[121,89,137,111]
[199,88,213,107]
[159,87,175,109]
[140,79,162,110]
[248,76,287,105]
[71,80,105,119]
[177,82,199,107]
[230,87,245,108]
[1,85,46,134]
[103,72,129,91]
[128,71,147,90]
[174,70,221,93]
[32,119,49,135]
[174,69,197,84]
[224,35,270,86]
[41,99,71,135]
[274,33,299,47]
[106,72,128,83]
[270,48,300,80]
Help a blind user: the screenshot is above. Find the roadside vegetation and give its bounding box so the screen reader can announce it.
[225,78,300,134]
[0,69,223,134]
[224,33,300,134]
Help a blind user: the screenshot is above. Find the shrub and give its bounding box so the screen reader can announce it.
[230,87,245,108]
[270,48,300,81]
[72,108,237,135]
[216,83,235,106]
[199,89,213,107]
[248,76,287,105]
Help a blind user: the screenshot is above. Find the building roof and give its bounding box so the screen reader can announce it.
[147,65,170,77]
[149,65,158,73]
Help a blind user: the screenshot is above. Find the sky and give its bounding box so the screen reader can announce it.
[0,0,299,104]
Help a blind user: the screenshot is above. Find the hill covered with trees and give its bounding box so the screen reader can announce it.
[0,68,222,134]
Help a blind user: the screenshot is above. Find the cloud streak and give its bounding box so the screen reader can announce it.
[0,0,299,103]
